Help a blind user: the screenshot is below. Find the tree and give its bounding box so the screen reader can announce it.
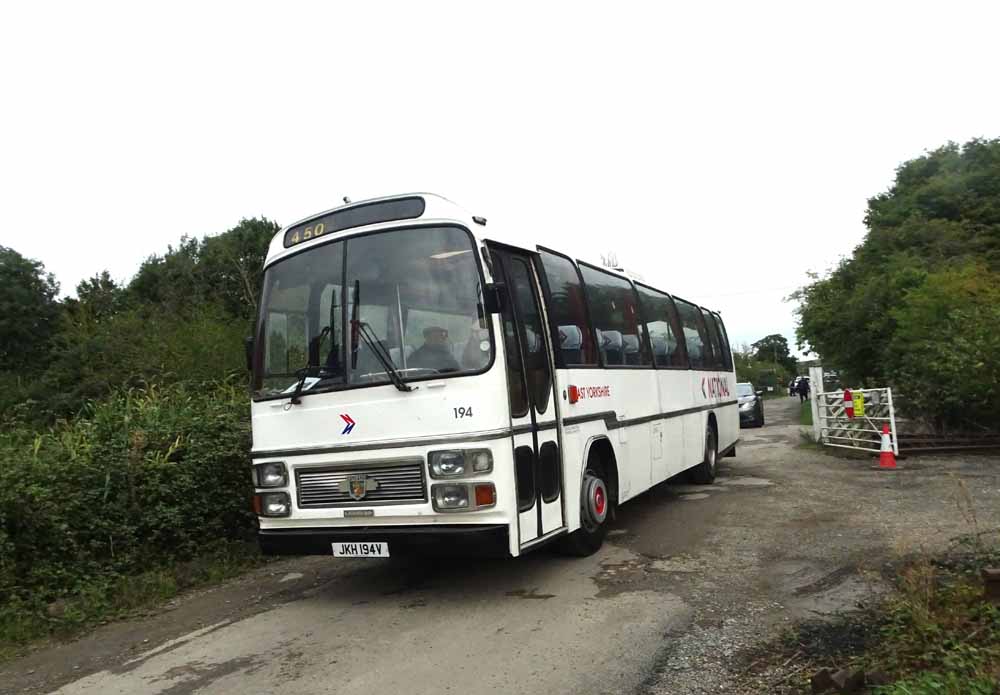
[128,217,279,322]
[751,334,797,373]
[0,247,60,372]
[735,338,795,390]
[65,271,127,324]
[794,138,1000,428]
[198,217,280,321]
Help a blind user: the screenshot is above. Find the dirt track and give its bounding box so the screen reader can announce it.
[5,396,1000,695]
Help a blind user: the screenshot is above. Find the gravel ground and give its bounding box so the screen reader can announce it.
[4,396,999,694]
[627,397,1000,694]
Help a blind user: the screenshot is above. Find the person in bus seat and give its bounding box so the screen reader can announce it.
[460,320,490,370]
[409,326,461,373]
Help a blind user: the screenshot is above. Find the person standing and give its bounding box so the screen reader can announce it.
[797,377,810,403]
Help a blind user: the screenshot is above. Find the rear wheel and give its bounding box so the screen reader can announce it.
[558,460,609,557]
[689,423,718,484]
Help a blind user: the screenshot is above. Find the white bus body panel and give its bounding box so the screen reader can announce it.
[251,192,739,558]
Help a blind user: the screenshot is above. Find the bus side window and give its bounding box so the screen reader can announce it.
[537,251,597,366]
[700,307,725,370]
[635,285,687,368]
[712,313,734,370]
[674,298,709,369]
[579,264,651,368]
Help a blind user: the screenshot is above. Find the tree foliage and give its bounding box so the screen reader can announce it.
[0,217,280,420]
[0,216,280,643]
[734,339,795,390]
[129,218,278,321]
[0,247,60,372]
[794,138,1000,428]
[750,333,797,374]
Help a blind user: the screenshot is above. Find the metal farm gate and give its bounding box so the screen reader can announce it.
[815,387,899,455]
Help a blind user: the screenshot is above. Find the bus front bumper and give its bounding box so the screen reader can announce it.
[258,524,510,558]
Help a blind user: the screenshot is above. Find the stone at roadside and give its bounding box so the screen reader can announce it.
[811,666,867,694]
[865,670,891,686]
[830,667,865,693]
[46,600,67,619]
[810,667,835,693]
[982,568,1000,603]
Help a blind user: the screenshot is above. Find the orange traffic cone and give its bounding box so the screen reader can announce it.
[878,424,897,469]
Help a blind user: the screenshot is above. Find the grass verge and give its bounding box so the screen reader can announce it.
[736,541,1000,694]
[801,400,813,426]
[0,540,269,662]
[864,548,1000,694]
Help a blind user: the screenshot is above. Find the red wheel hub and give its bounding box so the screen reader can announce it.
[583,475,608,526]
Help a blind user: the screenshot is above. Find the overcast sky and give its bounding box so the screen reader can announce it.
[2,1,997,356]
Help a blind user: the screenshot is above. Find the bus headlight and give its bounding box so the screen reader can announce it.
[254,461,288,488]
[432,484,469,510]
[428,450,493,478]
[432,482,496,512]
[255,491,291,517]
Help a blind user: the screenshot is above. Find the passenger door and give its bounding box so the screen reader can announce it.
[487,243,565,548]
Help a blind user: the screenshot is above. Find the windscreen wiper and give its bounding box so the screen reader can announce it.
[352,320,415,393]
[289,365,340,405]
[288,326,340,405]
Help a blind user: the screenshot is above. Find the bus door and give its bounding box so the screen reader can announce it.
[487,243,565,548]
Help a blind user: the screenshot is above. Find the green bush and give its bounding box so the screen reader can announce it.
[0,383,254,635]
[39,306,248,419]
[887,264,1000,429]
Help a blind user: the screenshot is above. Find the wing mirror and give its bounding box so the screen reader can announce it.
[756,390,764,397]
[483,282,507,314]
[245,336,255,372]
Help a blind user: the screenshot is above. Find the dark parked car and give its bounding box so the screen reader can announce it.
[737,382,764,427]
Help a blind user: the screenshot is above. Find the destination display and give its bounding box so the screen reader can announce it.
[283,197,425,248]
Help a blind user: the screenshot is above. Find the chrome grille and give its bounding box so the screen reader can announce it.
[296,460,426,508]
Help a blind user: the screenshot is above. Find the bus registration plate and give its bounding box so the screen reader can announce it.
[332,542,389,558]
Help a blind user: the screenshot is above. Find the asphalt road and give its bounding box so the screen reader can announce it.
[6,396,1000,694]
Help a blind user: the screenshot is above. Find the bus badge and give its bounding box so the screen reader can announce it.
[341,475,379,501]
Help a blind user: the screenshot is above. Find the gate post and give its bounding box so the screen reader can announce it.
[808,365,824,443]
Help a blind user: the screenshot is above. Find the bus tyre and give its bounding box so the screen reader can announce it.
[689,424,718,484]
[558,464,609,557]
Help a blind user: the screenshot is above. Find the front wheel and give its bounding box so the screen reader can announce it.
[558,463,609,557]
[689,424,718,484]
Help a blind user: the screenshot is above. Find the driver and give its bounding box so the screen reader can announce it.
[409,326,461,373]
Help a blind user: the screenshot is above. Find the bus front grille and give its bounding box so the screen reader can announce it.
[296,460,427,508]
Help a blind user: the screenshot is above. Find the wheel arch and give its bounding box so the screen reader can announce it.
[581,435,620,506]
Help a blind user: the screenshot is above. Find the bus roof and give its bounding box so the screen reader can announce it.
[263,193,481,268]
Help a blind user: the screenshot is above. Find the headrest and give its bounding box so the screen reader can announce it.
[558,325,583,350]
[599,330,623,350]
